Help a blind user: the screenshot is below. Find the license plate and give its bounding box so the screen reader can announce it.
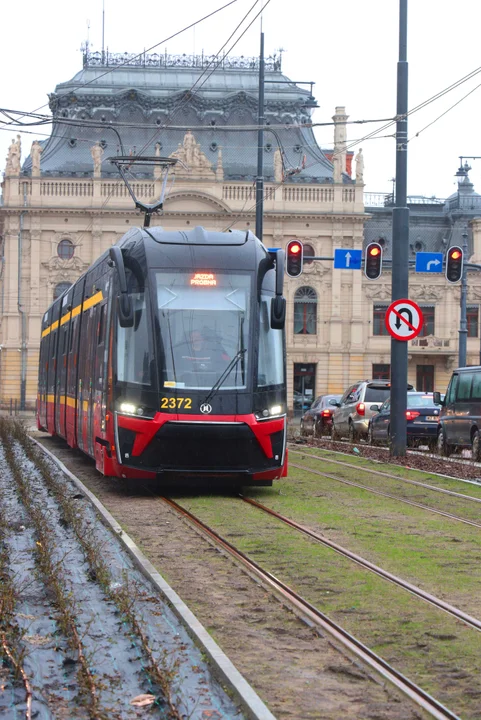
[425,416,437,421]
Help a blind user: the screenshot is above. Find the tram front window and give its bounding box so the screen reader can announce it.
[156,271,250,390]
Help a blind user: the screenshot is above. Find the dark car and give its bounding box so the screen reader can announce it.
[367,392,441,449]
[435,366,481,459]
[300,394,342,438]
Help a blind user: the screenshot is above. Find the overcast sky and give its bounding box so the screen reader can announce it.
[1,0,481,200]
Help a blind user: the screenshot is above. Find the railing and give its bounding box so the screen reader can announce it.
[282,186,334,203]
[364,192,445,207]
[222,185,256,202]
[411,336,452,350]
[444,193,481,212]
[101,182,155,198]
[40,181,92,197]
[83,50,282,72]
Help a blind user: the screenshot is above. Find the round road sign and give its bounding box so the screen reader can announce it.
[385,298,424,341]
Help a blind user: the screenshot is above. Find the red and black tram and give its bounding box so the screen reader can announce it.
[37,226,288,485]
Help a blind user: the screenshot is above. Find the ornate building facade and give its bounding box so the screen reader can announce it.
[1,51,480,412]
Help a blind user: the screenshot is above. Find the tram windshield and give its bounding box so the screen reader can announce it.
[155,271,250,390]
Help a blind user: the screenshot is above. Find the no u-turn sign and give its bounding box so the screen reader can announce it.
[385,299,424,341]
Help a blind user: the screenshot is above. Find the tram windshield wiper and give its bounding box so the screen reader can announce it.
[203,349,247,406]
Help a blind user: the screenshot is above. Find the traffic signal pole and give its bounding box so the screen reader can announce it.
[390,0,409,457]
[459,229,469,367]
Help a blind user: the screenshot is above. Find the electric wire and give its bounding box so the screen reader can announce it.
[2,0,241,124]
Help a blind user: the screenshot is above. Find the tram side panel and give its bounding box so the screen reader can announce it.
[37,307,53,431]
[46,301,61,435]
[66,278,86,449]
[90,267,111,472]
[56,289,73,439]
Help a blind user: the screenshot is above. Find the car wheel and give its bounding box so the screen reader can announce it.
[437,427,452,457]
[348,421,356,443]
[331,421,340,441]
[367,423,376,446]
[314,419,323,438]
[472,430,481,462]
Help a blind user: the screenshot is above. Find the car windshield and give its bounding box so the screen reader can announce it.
[407,394,436,408]
[155,271,250,390]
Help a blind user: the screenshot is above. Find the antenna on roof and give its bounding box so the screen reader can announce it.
[101,0,105,64]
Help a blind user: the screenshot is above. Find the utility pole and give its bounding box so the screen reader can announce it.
[390,0,409,457]
[255,31,265,242]
[459,227,469,367]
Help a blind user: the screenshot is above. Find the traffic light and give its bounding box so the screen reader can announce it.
[364,242,383,280]
[286,240,304,277]
[445,246,463,283]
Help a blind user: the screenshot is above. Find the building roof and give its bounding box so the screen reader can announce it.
[22,52,339,183]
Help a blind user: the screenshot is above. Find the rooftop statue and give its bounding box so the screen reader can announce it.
[91,142,104,177]
[169,130,213,177]
[31,140,43,176]
[6,134,21,175]
[274,148,284,182]
[332,153,341,183]
[355,148,364,184]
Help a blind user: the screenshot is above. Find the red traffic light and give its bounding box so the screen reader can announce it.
[286,240,304,277]
[364,242,383,280]
[446,246,463,283]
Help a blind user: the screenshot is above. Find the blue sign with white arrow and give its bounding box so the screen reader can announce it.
[334,248,362,270]
[415,252,443,273]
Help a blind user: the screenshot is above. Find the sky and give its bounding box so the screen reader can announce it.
[1,0,481,200]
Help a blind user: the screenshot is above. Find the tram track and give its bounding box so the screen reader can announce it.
[161,497,459,720]
[289,445,481,504]
[32,431,481,720]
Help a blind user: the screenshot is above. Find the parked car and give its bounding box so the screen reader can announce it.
[331,380,414,441]
[300,394,342,437]
[434,366,481,459]
[367,392,441,449]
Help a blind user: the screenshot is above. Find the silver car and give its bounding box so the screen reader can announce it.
[330,380,414,441]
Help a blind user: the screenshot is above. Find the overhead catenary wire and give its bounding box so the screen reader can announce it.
[1,0,241,126]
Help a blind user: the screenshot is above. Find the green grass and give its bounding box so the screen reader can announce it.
[172,488,481,719]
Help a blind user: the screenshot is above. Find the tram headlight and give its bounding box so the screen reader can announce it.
[120,403,137,415]
[118,402,155,418]
[255,405,284,420]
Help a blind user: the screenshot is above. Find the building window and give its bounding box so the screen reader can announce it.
[467,306,479,338]
[303,244,315,265]
[53,282,72,300]
[57,239,74,259]
[373,304,389,336]
[420,306,435,337]
[372,363,390,380]
[294,286,317,334]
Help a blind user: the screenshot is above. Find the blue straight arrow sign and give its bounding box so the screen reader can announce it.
[415,252,443,273]
[334,248,362,270]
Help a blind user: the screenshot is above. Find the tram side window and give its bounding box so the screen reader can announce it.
[116,289,153,385]
[257,270,284,388]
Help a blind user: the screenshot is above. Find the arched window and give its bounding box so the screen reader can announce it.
[294,286,317,335]
[303,243,315,265]
[57,239,74,260]
[53,282,72,300]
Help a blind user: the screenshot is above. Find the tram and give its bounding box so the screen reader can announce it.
[37,226,288,485]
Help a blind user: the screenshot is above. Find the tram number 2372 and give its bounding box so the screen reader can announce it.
[160,397,193,410]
